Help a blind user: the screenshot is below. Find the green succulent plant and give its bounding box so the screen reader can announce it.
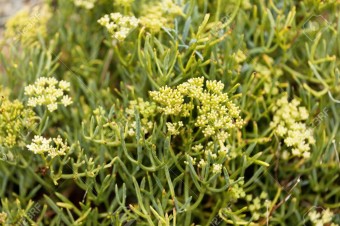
[0,0,339,225]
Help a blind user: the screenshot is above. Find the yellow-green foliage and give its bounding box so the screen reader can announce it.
[0,88,37,148]
[4,6,51,46]
[0,0,339,225]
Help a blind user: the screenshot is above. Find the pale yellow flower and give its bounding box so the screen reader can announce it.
[25,77,72,112]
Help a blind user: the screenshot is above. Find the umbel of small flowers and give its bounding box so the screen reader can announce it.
[270,95,315,159]
[26,135,70,159]
[151,77,244,178]
[98,13,139,41]
[246,192,271,221]
[73,0,97,9]
[125,98,157,137]
[24,77,72,112]
[4,5,51,45]
[139,0,184,33]
[307,208,338,226]
[0,90,37,148]
[150,77,244,140]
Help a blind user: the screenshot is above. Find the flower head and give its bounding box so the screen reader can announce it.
[74,0,97,9]
[246,191,271,221]
[150,77,244,141]
[0,89,37,148]
[125,98,157,137]
[27,135,69,159]
[139,0,184,33]
[166,121,183,136]
[270,95,314,159]
[98,13,139,41]
[212,163,222,174]
[24,77,72,112]
[308,208,337,226]
[5,6,51,45]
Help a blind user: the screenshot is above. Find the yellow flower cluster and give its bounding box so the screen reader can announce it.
[212,163,222,174]
[0,89,37,148]
[270,95,315,159]
[24,77,72,112]
[166,121,183,136]
[74,0,97,9]
[308,208,338,226]
[188,141,233,175]
[150,77,244,139]
[150,86,191,116]
[139,0,184,33]
[253,63,281,95]
[4,6,51,46]
[26,135,70,159]
[246,192,271,221]
[151,77,243,175]
[229,179,246,200]
[98,13,139,41]
[125,98,157,137]
[0,212,7,224]
[162,0,183,15]
[233,50,247,63]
